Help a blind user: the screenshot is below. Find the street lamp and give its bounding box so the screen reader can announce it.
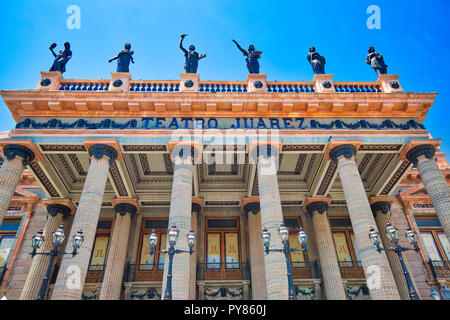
[148,224,195,300]
[369,222,420,300]
[30,224,84,300]
[262,222,308,300]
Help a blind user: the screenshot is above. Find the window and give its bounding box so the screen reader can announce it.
[205,218,240,269]
[89,219,112,268]
[329,217,361,267]
[138,219,169,270]
[283,217,307,268]
[0,219,21,269]
[416,216,450,261]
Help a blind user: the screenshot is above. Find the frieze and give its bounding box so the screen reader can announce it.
[16,117,426,131]
[380,160,411,195]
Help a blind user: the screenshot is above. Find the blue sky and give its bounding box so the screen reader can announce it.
[0,0,449,154]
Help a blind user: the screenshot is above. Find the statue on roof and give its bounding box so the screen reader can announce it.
[180,34,206,73]
[232,40,262,74]
[49,42,72,74]
[307,46,326,74]
[366,46,388,76]
[108,43,134,73]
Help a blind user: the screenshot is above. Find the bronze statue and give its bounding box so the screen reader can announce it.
[180,34,206,73]
[366,46,387,76]
[49,42,72,74]
[307,47,326,74]
[108,43,134,73]
[232,40,262,74]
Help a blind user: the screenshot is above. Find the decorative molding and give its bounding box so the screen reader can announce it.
[39,144,86,152]
[122,144,167,152]
[130,288,161,300]
[28,162,60,197]
[282,144,324,152]
[204,287,243,299]
[68,154,86,176]
[358,154,373,174]
[317,162,337,195]
[380,160,411,195]
[359,144,402,151]
[280,201,303,205]
[109,161,128,197]
[363,154,384,182]
[295,286,316,300]
[279,154,307,175]
[205,201,240,206]
[141,201,171,206]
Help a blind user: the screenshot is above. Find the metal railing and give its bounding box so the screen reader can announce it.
[338,261,365,279]
[85,264,106,283]
[429,260,450,279]
[291,261,321,279]
[197,262,250,281]
[124,263,166,282]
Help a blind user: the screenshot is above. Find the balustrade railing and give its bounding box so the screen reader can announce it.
[429,260,450,279]
[334,82,381,93]
[338,261,365,279]
[198,81,247,92]
[124,263,165,282]
[59,80,110,91]
[130,81,180,92]
[85,264,106,283]
[291,261,321,279]
[266,82,315,93]
[197,262,250,281]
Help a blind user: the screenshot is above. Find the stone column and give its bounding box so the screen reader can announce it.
[406,144,450,240]
[304,198,347,300]
[370,200,419,300]
[20,203,72,300]
[243,200,268,300]
[189,200,202,300]
[253,144,289,300]
[161,144,196,300]
[0,144,35,226]
[99,200,138,300]
[51,144,118,300]
[329,144,400,300]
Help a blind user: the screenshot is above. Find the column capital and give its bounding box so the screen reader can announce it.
[398,139,441,164]
[303,196,332,217]
[168,140,201,163]
[41,199,76,218]
[85,139,122,164]
[370,196,393,217]
[192,197,204,215]
[249,140,281,164]
[324,139,361,163]
[0,140,43,165]
[112,198,141,216]
[241,197,260,215]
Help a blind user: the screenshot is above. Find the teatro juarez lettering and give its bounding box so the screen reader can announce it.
[16,117,425,130]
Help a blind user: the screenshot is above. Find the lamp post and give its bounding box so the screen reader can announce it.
[262,221,308,300]
[369,222,420,300]
[148,224,195,300]
[30,224,84,300]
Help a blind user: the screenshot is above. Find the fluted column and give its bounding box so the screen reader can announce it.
[20,203,72,300]
[243,200,268,300]
[406,144,450,240]
[51,144,118,300]
[99,201,138,300]
[161,144,196,300]
[0,144,35,226]
[189,200,202,299]
[370,200,419,300]
[305,198,347,300]
[253,144,288,300]
[329,144,400,300]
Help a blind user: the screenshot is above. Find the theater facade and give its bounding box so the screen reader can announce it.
[0,70,449,300]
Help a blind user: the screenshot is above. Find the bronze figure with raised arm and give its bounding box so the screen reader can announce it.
[232,39,262,74]
[49,42,72,74]
[180,34,206,73]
